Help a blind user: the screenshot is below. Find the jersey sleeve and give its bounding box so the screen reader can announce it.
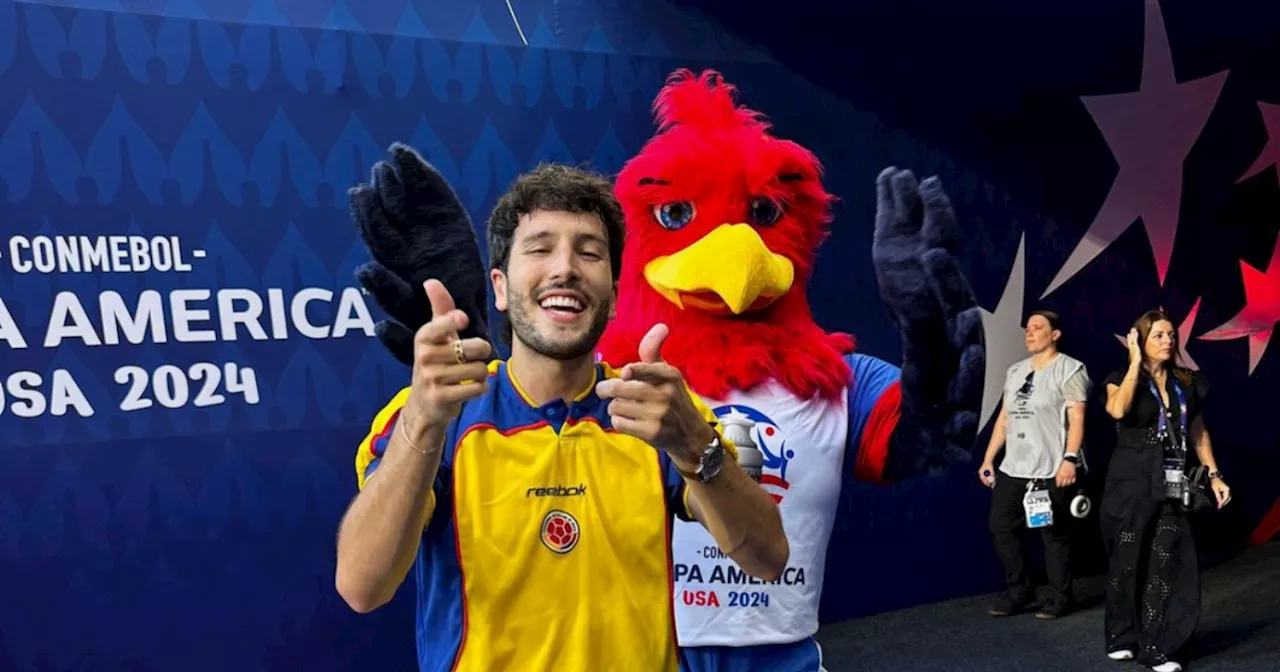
[354,388,459,522]
[355,387,412,490]
[845,353,903,484]
[665,387,737,523]
[1062,367,1091,403]
[1103,369,1126,388]
[662,455,696,523]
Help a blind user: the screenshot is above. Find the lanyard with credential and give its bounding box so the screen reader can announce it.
[1147,377,1188,454]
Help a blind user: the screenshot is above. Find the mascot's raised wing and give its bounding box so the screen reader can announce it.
[351,69,984,671]
[348,148,490,364]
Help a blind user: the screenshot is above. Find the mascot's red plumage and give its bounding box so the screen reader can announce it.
[351,68,985,669]
[598,70,853,403]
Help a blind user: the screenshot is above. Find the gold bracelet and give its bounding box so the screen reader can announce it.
[398,414,430,455]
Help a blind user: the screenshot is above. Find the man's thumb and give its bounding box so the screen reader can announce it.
[638,323,669,363]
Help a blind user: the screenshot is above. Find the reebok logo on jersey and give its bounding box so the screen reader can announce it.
[526,484,588,498]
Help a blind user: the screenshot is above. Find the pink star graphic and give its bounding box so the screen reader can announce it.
[1199,235,1280,375]
[1043,0,1229,298]
[1113,298,1202,371]
[1237,102,1280,187]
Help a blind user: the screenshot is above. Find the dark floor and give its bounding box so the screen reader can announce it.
[815,542,1280,672]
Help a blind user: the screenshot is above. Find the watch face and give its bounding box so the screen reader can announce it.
[701,443,724,481]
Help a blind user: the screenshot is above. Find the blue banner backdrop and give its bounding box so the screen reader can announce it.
[1,0,1276,671]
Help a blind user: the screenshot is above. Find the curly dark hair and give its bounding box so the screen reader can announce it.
[487,163,625,345]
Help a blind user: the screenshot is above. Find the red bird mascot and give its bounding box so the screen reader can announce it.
[351,69,984,670]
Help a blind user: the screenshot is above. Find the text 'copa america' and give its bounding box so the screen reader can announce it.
[0,235,381,418]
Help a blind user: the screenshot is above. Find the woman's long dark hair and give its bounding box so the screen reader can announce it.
[1133,309,1194,388]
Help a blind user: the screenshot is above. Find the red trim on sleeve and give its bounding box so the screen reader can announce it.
[852,381,901,484]
[449,442,471,671]
[1247,496,1280,547]
[368,409,401,457]
[658,451,680,660]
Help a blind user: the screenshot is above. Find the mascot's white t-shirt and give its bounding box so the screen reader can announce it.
[672,382,849,647]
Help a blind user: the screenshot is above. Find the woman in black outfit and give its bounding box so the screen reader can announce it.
[1100,310,1232,672]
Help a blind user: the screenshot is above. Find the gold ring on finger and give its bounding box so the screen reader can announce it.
[452,339,466,364]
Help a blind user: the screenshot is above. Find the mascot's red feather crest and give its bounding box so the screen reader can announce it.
[598,69,854,401]
[651,70,768,134]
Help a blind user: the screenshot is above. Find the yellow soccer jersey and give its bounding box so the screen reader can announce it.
[355,360,732,672]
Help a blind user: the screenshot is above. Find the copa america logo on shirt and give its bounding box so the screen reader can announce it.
[713,405,793,504]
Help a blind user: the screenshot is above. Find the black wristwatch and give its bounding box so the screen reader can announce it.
[676,431,726,484]
[1062,453,1081,466]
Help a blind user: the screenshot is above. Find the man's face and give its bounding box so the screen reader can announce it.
[493,210,616,361]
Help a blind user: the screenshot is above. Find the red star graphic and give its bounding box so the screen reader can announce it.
[1199,235,1280,375]
[1237,102,1280,187]
[1249,496,1280,546]
[1043,0,1229,298]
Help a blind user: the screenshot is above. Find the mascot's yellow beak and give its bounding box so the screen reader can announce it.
[643,224,795,315]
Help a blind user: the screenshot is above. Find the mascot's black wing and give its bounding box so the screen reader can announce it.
[870,167,985,481]
[349,143,490,365]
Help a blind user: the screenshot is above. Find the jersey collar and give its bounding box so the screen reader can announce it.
[501,360,607,425]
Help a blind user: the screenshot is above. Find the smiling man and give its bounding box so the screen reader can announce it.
[335,162,788,672]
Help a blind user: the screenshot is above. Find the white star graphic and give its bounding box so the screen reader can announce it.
[979,233,1029,431]
[1042,0,1229,298]
[1112,298,1202,371]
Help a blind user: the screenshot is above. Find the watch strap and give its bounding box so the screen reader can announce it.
[675,428,726,483]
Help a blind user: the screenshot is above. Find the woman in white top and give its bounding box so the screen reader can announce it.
[978,309,1090,620]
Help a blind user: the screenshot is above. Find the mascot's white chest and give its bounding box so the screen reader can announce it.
[672,382,850,647]
[709,385,848,510]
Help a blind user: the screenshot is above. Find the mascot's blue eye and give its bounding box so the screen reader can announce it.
[653,202,696,230]
[749,197,782,226]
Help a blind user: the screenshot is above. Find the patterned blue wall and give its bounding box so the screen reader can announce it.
[0,1,895,670]
[3,0,1275,670]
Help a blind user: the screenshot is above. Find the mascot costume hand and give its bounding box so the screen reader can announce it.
[870,167,986,479]
[351,70,985,671]
[349,143,490,364]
